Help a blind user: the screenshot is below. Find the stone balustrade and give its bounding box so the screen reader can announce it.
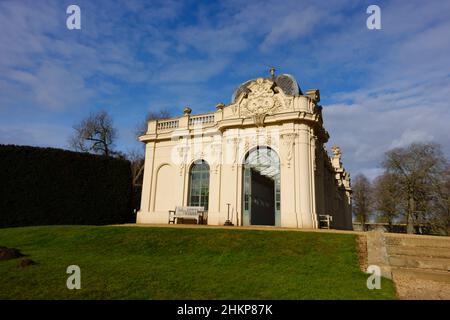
[188,114,215,126]
[156,119,179,131]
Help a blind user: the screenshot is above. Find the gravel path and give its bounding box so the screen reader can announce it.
[393,273,450,300]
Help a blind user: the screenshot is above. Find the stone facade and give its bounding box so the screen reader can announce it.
[137,73,352,229]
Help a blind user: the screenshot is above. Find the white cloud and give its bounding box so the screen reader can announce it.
[389,130,435,149]
[260,7,321,51]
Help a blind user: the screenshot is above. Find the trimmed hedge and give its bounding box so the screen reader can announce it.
[0,145,133,227]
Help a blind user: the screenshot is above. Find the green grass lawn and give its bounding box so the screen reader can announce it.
[0,225,396,299]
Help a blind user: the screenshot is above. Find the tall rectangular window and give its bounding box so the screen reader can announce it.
[188,160,210,210]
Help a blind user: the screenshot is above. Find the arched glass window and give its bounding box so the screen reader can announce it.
[188,160,210,210]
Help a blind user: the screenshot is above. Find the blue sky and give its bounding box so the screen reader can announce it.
[0,0,449,180]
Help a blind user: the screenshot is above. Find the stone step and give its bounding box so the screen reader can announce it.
[387,245,450,259]
[391,267,450,284]
[385,235,450,249]
[389,255,450,272]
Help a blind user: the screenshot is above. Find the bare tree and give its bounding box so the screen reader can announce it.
[127,148,145,187]
[69,110,117,157]
[352,174,373,231]
[373,172,404,231]
[429,166,450,235]
[382,142,447,234]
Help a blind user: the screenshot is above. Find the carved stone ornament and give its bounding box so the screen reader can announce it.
[331,145,341,157]
[240,78,285,126]
[265,134,272,147]
[177,145,189,176]
[227,137,239,170]
[210,143,222,174]
[311,134,317,171]
[194,150,205,161]
[243,139,250,154]
[281,133,296,168]
[253,114,266,127]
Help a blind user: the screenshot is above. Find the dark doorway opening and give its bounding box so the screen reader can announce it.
[250,169,275,226]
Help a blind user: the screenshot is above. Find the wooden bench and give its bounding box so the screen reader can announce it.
[318,214,333,229]
[168,206,205,224]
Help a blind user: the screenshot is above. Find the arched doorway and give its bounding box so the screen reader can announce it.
[242,147,280,226]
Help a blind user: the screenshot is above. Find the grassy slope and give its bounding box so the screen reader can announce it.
[0,226,396,299]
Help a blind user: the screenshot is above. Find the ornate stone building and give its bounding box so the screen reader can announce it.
[137,71,352,229]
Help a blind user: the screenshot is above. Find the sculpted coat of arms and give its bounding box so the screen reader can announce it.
[239,78,285,126]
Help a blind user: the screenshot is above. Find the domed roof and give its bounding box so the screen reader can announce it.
[231,73,302,102]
